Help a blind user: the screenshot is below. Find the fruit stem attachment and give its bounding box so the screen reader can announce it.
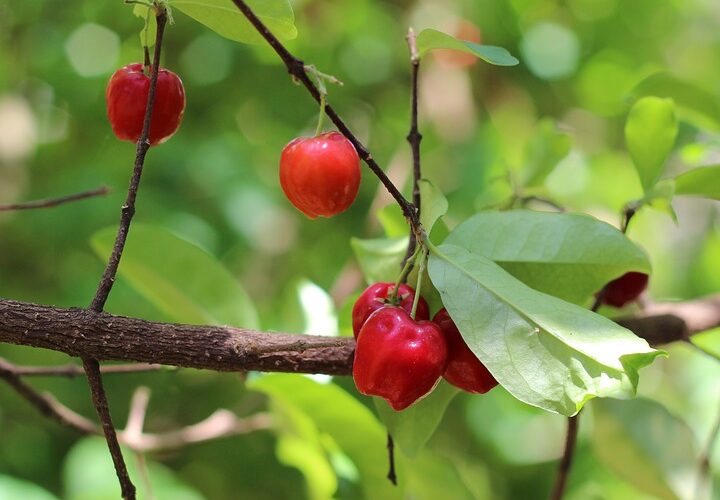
[304,65,340,137]
[389,245,420,304]
[410,246,428,319]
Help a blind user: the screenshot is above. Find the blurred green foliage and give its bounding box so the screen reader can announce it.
[1,0,720,499]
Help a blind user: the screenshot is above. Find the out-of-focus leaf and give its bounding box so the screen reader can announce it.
[132,4,157,48]
[523,118,572,187]
[250,375,401,499]
[171,0,297,44]
[376,204,407,238]
[350,236,407,284]
[443,210,651,304]
[690,328,720,360]
[0,475,58,500]
[625,97,678,192]
[674,165,720,200]
[374,380,459,458]
[591,398,697,500]
[91,224,259,328]
[419,179,448,235]
[416,29,519,66]
[640,179,677,223]
[63,437,204,500]
[428,244,661,416]
[632,72,720,132]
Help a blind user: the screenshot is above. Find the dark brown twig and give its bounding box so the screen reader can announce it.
[229,0,419,232]
[0,186,109,211]
[550,415,579,500]
[83,8,168,499]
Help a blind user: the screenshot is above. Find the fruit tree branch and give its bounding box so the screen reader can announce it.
[0,186,109,211]
[229,0,419,231]
[0,295,716,375]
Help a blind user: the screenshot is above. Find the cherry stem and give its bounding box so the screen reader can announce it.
[410,246,427,319]
[389,246,419,304]
[315,93,326,137]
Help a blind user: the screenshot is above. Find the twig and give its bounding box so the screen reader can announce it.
[550,414,579,500]
[1,360,166,378]
[518,195,566,213]
[694,397,720,500]
[0,186,109,211]
[82,8,169,499]
[229,0,419,232]
[386,433,397,485]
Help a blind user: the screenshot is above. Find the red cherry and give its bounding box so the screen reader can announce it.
[433,308,498,394]
[351,282,430,338]
[601,272,649,308]
[106,63,186,146]
[279,132,361,219]
[353,307,447,411]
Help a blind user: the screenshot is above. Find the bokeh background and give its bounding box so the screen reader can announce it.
[1,0,719,498]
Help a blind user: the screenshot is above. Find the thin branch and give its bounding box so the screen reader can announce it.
[229,0,419,231]
[519,195,566,213]
[83,8,169,499]
[0,363,272,453]
[0,186,109,211]
[2,360,166,378]
[401,27,422,268]
[550,414,579,500]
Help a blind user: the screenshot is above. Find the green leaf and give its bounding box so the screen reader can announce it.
[63,437,204,500]
[416,29,519,66]
[674,165,720,200]
[250,375,401,500]
[639,179,677,223]
[418,179,448,235]
[522,118,572,188]
[0,476,58,500]
[350,236,407,284]
[132,4,156,49]
[592,398,697,500]
[91,224,259,328]
[443,210,651,305]
[625,97,678,192]
[374,380,459,458]
[632,72,720,132]
[427,244,661,416]
[376,203,408,238]
[170,0,297,45]
[690,328,720,360]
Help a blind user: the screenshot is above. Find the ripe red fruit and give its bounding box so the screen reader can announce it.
[353,307,447,411]
[601,272,649,308]
[106,63,186,146]
[351,282,430,338]
[433,308,498,394]
[279,132,361,219]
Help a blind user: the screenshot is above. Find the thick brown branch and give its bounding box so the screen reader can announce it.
[229,0,419,230]
[0,295,717,376]
[0,186,109,211]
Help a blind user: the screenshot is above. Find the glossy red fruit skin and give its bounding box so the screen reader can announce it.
[106,63,186,146]
[353,307,447,411]
[602,272,649,308]
[433,308,498,394]
[351,282,430,338]
[279,132,361,219]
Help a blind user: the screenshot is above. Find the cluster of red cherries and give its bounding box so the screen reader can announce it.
[351,282,498,411]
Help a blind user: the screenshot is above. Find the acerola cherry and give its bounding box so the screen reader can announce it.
[106,63,186,146]
[601,272,649,308]
[351,282,430,338]
[279,132,361,219]
[353,307,447,411]
[433,308,498,394]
